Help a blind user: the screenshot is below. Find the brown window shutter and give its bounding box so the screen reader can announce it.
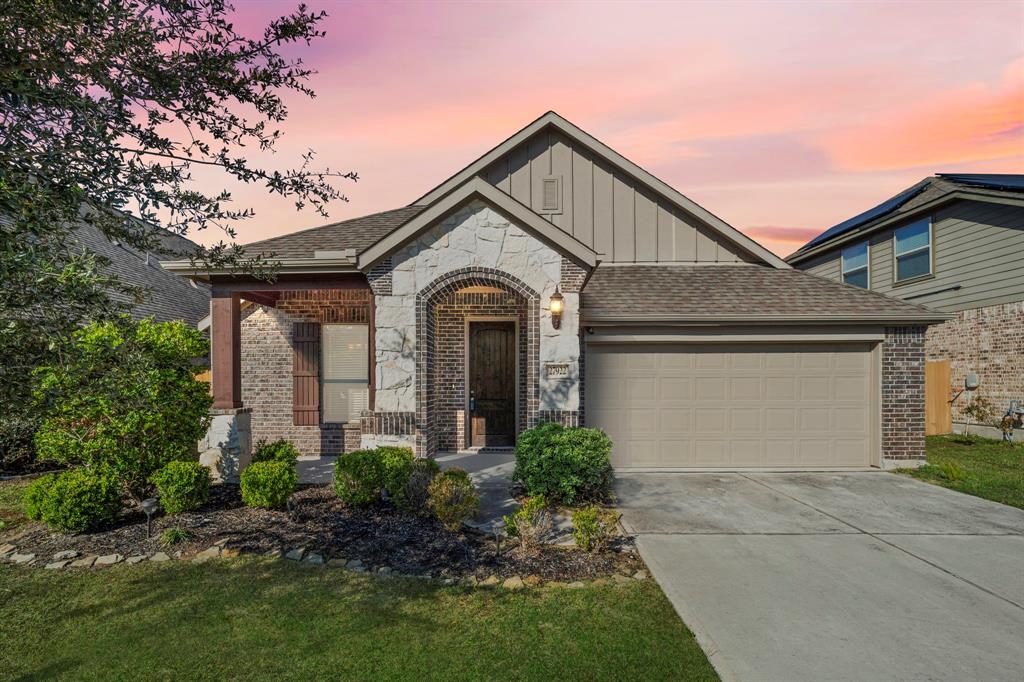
[293,322,321,426]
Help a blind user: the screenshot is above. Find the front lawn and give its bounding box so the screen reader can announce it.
[904,435,1024,509]
[0,478,30,533]
[0,559,717,681]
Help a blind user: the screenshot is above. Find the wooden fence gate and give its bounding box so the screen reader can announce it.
[925,359,952,435]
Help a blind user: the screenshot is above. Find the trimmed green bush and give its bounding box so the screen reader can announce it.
[151,461,211,515]
[401,458,440,512]
[27,468,123,533]
[252,439,300,465]
[23,473,58,521]
[240,461,297,509]
[333,449,383,506]
[513,424,614,504]
[571,506,620,552]
[427,468,480,531]
[378,446,415,504]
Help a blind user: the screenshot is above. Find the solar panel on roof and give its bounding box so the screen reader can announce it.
[937,174,1024,192]
[799,182,930,251]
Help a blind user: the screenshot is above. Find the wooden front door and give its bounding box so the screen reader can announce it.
[469,321,516,447]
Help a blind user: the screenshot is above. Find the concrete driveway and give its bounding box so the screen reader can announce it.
[615,472,1024,682]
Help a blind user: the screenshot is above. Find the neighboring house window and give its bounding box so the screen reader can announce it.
[321,324,369,422]
[841,241,869,289]
[894,218,932,282]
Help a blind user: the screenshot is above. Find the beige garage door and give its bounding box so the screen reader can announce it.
[585,343,877,469]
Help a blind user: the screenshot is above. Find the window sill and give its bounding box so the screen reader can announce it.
[892,273,935,288]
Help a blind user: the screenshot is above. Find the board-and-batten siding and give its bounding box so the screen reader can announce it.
[483,130,756,264]
[799,200,1024,313]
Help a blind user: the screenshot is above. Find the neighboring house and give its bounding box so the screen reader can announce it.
[73,218,211,326]
[165,112,945,478]
[787,175,1024,433]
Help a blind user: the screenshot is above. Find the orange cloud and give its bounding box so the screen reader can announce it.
[822,62,1024,171]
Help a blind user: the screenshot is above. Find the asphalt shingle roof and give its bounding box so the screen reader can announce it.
[242,206,424,258]
[581,264,943,321]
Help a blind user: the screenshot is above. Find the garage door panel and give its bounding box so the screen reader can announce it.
[586,342,876,469]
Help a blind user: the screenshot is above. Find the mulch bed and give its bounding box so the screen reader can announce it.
[3,484,643,581]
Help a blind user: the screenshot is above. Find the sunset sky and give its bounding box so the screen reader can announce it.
[195,0,1024,257]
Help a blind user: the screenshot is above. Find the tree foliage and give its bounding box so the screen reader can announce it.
[0,0,351,463]
[33,317,213,499]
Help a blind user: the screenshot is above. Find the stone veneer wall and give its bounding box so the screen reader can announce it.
[882,326,926,461]
[240,289,368,456]
[363,201,585,455]
[926,301,1024,423]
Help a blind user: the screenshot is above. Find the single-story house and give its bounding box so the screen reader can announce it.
[164,112,946,478]
[786,174,1024,436]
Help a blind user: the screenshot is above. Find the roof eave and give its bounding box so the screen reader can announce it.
[160,257,359,280]
[581,313,952,326]
[787,190,1024,264]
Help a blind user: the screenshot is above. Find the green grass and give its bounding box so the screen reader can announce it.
[0,557,716,681]
[0,478,30,533]
[903,435,1024,509]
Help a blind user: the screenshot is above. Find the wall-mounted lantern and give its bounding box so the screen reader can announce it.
[549,287,564,329]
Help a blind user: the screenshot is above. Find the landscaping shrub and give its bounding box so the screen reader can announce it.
[240,461,297,509]
[333,449,385,506]
[427,468,480,531]
[27,468,123,533]
[503,496,551,549]
[23,473,58,521]
[401,458,440,512]
[571,506,621,552]
[378,446,415,503]
[252,439,300,466]
[33,318,212,499]
[513,424,614,504]
[151,461,211,515]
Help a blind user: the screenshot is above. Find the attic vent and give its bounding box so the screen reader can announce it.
[541,176,562,213]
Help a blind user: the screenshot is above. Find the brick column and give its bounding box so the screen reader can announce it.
[211,289,242,409]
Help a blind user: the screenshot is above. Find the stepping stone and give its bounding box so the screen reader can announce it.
[220,547,241,558]
[304,553,324,566]
[192,547,220,563]
[612,574,633,585]
[149,552,171,562]
[523,575,542,587]
[479,575,500,587]
[461,575,479,587]
[345,559,365,572]
[632,570,649,581]
[377,566,392,576]
[70,556,97,568]
[213,538,230,547]
[285,548,306,561]
[591,578,609,587]
[10,553,36,565]
[45,560,70,570]
[567,581,585,589]
[95,554,123,566]
[263,548,282,558]
[442,578,456,586]
[502,576,525,590]
[52,550,79,561]
[0,543,17,558]
[326,558,347,568]
[126,555,148,565]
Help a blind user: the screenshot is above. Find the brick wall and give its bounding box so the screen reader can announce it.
[560,257,589,293]
[882,326,926,460]
[926,301,1024,422]
[240,289,369,456]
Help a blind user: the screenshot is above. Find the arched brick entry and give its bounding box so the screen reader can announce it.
[415,267,540,456]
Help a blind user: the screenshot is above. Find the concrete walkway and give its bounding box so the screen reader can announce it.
[615,472,1024,682]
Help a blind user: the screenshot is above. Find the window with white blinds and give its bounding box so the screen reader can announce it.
[321,324,369,422]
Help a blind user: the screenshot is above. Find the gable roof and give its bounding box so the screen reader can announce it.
[787,174,1024,264]
[582,264,948,324]
[358,178,598,268]
[413,111,789,269]
[241,206,423,259]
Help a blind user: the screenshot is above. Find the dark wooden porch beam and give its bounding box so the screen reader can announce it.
[210,288,242,409]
